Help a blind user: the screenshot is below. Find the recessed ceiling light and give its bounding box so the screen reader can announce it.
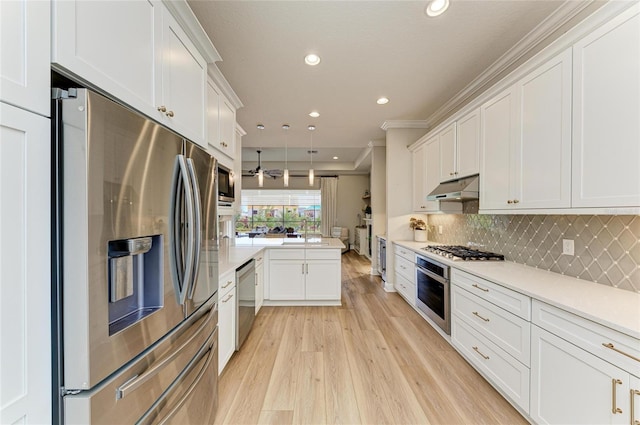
[307,125,316,131]
[333,156,339,160]
[304,54,321,66]
[426,0,449,17]
[309,111,320,118]
[377,97,389,105]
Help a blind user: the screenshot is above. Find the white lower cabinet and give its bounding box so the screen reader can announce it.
[394,272,415,305]
[218,270,236,374]
[452,316,531,413]
[451,276,531,414]
[255,253,264,313]
[531,325,632,425]
[0,103,51,424]
[530,300,640,425]
[268,249,341,302]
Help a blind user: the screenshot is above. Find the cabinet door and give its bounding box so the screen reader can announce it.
[0,104,51,424]
[51,0,160,119]
[207,80,221,154]
[0,0,49,116]
[412,145,427,212]
[572,5,640,208]
[305,260,341,300]
[456,109,480,179]
[424,137,442,212]
[515,48,572,209]
[480,86,518,210]
[255,261,264,313]
[218,286,236,373]
[439,122,457,182]
[219,97,236,158]
[269,260,305,300]
[160,9,207,146]
[531,326,629,425]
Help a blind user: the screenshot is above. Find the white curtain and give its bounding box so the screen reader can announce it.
[320,177,338,237]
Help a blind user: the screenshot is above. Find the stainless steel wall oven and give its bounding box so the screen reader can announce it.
[415,254,451,335]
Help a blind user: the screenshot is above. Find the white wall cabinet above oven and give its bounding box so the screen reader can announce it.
[52,0,207,147]
[480,48,572,211]
[207,79,236,160]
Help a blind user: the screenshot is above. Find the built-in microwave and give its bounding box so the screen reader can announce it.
[218,164,235,205]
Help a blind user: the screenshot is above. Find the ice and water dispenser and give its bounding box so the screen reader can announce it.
[107,235,163,335]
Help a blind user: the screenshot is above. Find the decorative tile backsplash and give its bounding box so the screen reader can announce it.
[426,214,640,293]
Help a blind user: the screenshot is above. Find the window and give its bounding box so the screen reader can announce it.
[235,190,321,236]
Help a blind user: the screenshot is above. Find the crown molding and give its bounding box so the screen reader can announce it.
[162,0,221,63]
[367,139,386,147]
[380,120,430,131]
[235,123,247,136]
[424,0,595,128]
[208,65,244,110]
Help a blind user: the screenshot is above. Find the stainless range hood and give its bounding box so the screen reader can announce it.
[427,174,479,202]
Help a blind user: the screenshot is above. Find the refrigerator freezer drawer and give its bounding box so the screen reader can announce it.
[65,301,218,424]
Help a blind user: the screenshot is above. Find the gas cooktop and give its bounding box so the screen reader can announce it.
[422,245,505,261]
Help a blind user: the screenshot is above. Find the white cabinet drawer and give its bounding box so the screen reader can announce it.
[219,270,236,298]
[395,255,414,282]
[394,272,415,305]
[269,249,305,260]
[452,269,531,320]
[306,249,340,260]
[532,300,640,375]
[394,244,415,262]
[452,315,530,413]
[452,284,531,366]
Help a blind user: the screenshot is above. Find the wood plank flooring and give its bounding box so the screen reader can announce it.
[215,251,528,425]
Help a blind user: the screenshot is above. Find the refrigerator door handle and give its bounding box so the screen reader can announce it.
[136,331,217,425]
[185,158,201,300]
[115,303,217,400]
[169,154,195,305]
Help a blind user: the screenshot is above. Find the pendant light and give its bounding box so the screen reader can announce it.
[257,124,265,187]
[308,125,316,186]
[282,124,290,187]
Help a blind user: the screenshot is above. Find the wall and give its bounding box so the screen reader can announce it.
[241,174,368,245]
[427,214,640,293]
[335,175,370,245]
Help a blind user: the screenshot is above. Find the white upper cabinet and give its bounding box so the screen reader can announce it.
[439,112,480,183]
[51,0,161,118]
[0,0,50,116]
[572,5,640,208]
[480,85,516,210]
[455,109,481,180]
[481,48,572,211]
[52,0,208,147]
[515,48,572,209]
[412,136,440,213]
[159,10,207,145]
[439,122,457,182]
[207,79,236,159]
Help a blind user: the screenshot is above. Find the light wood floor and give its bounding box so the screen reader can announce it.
[215,251,528,425]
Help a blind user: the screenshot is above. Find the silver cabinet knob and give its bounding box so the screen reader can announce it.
[166,110,174,118]
[507,200,513,204]
[513,199,520,204]
[157,105,167,112]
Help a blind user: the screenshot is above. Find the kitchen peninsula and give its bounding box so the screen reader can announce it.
[226,237,345,306]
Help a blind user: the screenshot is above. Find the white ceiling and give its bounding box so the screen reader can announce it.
[188,0,571,172]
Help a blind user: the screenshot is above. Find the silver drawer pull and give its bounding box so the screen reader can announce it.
[472,311,490,322]
[472,283,489,292]
[603,343,640,363]
[472,346,490,360]
[222,280,233,289]
[222,293,234,303]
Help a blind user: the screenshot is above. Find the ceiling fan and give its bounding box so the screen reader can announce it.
[242,150,283,179]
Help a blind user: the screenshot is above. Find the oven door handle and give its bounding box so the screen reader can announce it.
[416,265,449,285]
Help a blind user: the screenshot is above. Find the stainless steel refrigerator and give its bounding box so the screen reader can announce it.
[52,88,219,424]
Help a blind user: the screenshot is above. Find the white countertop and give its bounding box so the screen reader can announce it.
[393,240,640,339]
[218,237,345,276]
[234,237,345,249]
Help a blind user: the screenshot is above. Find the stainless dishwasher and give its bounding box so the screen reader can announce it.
[235,259,256,349]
